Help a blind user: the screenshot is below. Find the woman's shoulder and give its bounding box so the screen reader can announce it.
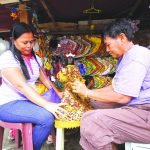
[35,54,41,61]
[0,50,13,57]
[35,55,43,66]
[0,50,14,60]
[0,50,19,69]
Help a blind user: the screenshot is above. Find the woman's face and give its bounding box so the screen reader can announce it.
[104,36,124,58]
[14,32,35,56]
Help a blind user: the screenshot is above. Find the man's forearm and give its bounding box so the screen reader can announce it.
[87,85,131,104]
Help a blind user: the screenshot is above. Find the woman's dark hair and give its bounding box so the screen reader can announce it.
[103,18,134,41]
[11,22,37,80]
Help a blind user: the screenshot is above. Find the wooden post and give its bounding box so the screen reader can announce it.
[0,0,19,4]
[19,4,29,24]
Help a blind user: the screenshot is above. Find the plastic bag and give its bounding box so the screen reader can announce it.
[41,88,61,103]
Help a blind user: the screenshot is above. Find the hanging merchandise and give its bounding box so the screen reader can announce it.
[81,57,105,76]
[84,35,102,56]
[74,36,91,58]
[35,35,44,58]
[54,35,107,58]
[78,63,86,76]
[45,34,117,93]
[33,39,40,52]
[54,38,78,56]
[43,57,51,70]
[9,3,31,21]
[10,7,19,20]
[32,11,50,59]
[92,76,112,89]
[32,11,38,25]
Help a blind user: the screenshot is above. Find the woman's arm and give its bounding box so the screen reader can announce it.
[1,67,67,119]
[39,68,63,98]
[72,80,132,104]
[38,68,52,90]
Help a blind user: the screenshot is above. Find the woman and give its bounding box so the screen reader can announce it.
[0,22,68,150]
[72,19,150,150]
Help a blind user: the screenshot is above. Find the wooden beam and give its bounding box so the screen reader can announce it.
[38,22,77,30]
[0,0,19,4]
[37,19,116,32]
[128,0,142,17]
[45,29,103,35]
[0,29,10,33]
[39,0,56,27]
[0,0,29,4]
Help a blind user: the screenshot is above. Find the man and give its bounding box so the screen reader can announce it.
[72,19,150,150]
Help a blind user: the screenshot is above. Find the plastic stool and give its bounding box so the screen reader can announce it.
[125,142,150,150]
[0,121,33,150]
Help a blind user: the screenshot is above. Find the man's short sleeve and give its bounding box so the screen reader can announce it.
[112,60,147,97]
[0,50,20,70]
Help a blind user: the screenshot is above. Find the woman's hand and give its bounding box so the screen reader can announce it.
[57,91,64,98]
[72,80,88,98]
[44,102,70,120]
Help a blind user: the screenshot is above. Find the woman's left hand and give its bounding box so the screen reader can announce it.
[44,102,70,120]
[58,91,64,98]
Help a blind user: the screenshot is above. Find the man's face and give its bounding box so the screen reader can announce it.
[104,36,124,58]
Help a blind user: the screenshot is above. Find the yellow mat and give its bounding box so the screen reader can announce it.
[55,120,80,128]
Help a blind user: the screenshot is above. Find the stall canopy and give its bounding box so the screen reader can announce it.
[0,0,150,33]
